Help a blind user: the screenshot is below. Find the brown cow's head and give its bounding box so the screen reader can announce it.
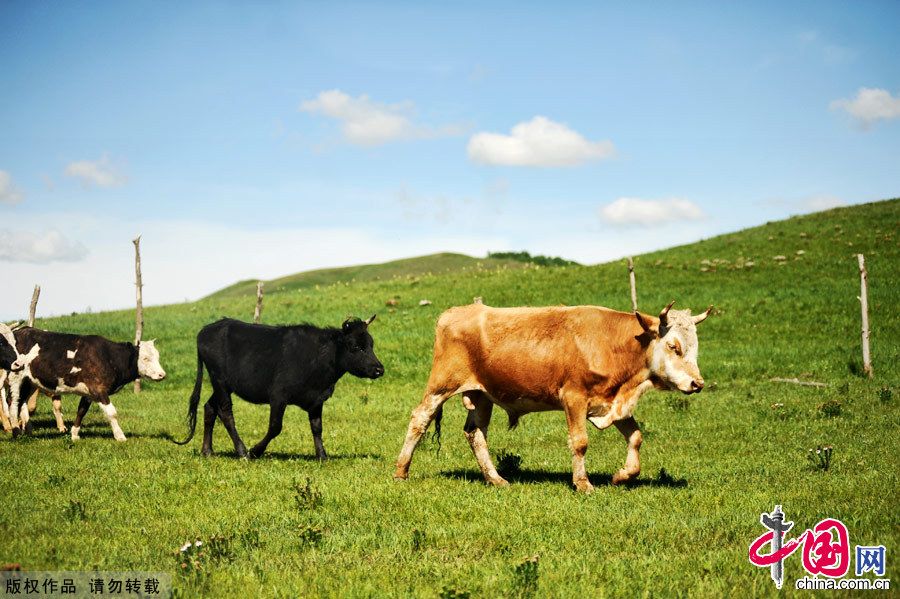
[637,301,711,394]
[138,339,167,381]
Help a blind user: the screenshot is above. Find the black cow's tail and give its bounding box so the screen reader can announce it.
[173,350,204,445]
[431,405,443,454]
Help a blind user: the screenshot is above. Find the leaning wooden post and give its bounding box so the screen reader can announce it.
[627,257,638,311]
[254,281,264,324]
[27,285,41,326]
[133,236,144,393]
[857,254,872,378]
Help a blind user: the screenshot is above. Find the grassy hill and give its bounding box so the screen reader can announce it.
[207,252,534,300]
[2,198,898,597]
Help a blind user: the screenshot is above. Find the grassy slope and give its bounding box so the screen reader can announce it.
[1,199,898,598]
[208,252,528,299]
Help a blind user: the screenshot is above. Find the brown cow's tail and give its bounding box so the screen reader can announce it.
[173,350,204,445]
[431,405,443,454]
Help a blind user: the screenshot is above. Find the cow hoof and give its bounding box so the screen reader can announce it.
[114,435,127,442]
[248,448,264,459]
[200,448,213,457]
[11,428,21,438]
[23,422,33,435]
[488,477,510,487]
[392,472,409,482]
[612,469,637,485]
[574,480,594,494]
[58,426,67,433]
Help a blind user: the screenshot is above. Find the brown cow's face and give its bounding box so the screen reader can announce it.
[650,309,706,394]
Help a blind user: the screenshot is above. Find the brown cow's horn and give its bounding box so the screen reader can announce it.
[364,314,377,326]
[634,311,652,333]
[692,305,713,324]
[658,300,676,327]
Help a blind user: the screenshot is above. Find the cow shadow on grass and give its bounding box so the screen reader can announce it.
[209,450,383,462]
[3,417,177,442]
[439,467,688,489]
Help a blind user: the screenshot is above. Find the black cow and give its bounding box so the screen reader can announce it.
[174,315,384,459]
[5,327,166,439]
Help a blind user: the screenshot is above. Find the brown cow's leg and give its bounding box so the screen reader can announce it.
[98,395,127,441]
[51,395,66,433]
[71,397,91,440]
[563,398,593,493]
[463,392,507,486]
[394,390,454,480]
[612,417,643,485]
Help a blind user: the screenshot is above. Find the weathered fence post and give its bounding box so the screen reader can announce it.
[254,281,264,324]
[27,285,40,326]
[627,257,638,311]
[133,236,143,393]
[857,254,872,378]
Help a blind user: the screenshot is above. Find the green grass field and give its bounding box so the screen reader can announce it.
[2,200,898,598]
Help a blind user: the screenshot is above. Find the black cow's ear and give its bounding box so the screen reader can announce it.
[342,317,357,332]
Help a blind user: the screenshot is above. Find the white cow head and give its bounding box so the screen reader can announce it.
[138,339,166,381]
[638,301,711,394]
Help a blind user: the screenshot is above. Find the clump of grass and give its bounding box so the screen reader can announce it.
[511,555,539,598]
[47,474,66,487]
[818,399,842,418]
[879,387,893,404]
[293,477,323,511]
[297,525,324,548]
[439,585,471,599]
[807,445,833,471]
[667,395,691,411]
[175,535,235,581]
[411,528,426,552]
[495,451,523,478]
[64,500,87,522]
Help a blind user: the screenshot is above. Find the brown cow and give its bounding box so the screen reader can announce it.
[393,300,712,492]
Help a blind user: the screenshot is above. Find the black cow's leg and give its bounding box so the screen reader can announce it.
[308,404,327,460]
[249,400,287,459]
[201,397,217,457]
[214,387,247,458]
[70,397,92,441]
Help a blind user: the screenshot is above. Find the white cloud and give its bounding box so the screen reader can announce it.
[64,154,126,187]
[831,88,900,128]
[467,116,615,167]
[0,229,88,264]
[599,197,705,226]
[299,90,462,146]
[0,171,24,205]
[804,195,845,211]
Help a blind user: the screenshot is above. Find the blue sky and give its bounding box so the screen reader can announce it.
[1,1,898,318]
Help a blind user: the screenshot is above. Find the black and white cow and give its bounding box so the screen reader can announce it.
[0,323,28,432]
[174,316,384,459]
[6,327,166,440]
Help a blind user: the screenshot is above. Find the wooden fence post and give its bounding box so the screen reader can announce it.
[857,254,872,378]
[627,257,638,312]
[27,285,40,326]
[254,281,264,324]
[133,236,143,393]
